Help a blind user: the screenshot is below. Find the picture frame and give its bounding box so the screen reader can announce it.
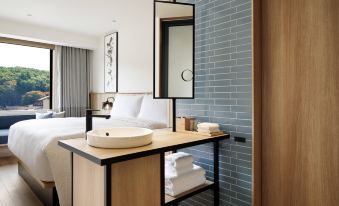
[104,32,118,92]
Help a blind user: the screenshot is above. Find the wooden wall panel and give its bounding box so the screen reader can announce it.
[111,154,161,206]
[73,154,104,206]
[261,0,339,205]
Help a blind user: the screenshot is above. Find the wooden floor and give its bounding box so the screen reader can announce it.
[0,156,42,206]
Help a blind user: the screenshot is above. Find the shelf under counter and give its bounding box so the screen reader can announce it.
[165,180,214,205]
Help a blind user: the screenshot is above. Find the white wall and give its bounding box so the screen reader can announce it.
[92,36,105,92]
[91,0,154,93]
[0,18,99,50]
[0,0,156,94]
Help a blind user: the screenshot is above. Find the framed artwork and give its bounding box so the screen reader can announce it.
[104,32,118,92]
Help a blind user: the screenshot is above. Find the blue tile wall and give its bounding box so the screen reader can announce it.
[176,0,252,205]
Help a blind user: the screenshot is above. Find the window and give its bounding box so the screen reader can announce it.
[0,42,52,111]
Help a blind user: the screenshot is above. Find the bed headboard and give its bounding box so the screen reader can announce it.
[89,92,172,127]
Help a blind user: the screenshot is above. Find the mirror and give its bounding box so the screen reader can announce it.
[154,1,195,99]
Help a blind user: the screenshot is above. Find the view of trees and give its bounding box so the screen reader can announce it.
[0,66,50,108]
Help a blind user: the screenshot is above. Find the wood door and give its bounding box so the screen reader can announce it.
[259,0,339,205]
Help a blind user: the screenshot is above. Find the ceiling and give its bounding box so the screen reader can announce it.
[0,0,143,36]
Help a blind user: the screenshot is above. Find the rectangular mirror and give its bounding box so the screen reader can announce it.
[153,1,195,99]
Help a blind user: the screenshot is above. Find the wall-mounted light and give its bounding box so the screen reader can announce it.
[102,97,115,110]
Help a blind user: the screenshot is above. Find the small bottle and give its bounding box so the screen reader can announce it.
[192,119,198,131]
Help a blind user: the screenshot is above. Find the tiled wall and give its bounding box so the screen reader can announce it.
[176,0,252,205]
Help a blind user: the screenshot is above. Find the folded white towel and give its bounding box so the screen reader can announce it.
[197,128,220,133]
[165,164,205,180]
[165,160,193,170]
[197,122,220,130]
[165,164,206,196]
[165,176,206,196]
[165,152,193,168]
[165,163,193,177]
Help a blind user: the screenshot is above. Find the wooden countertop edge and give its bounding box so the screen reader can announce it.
[58,132,229,166]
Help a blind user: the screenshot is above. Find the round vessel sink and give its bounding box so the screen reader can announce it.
[87,127,153,149]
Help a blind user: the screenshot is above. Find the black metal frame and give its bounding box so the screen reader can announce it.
[104,164,112,206]
[213,141,220,206]
[172,98,176,132]
[71,153,73,205]
[49,49,53,109]
[153,0,196,100]
[153,0,196,133]
[60,134,229,206]
[160,153,165,205]
[159,19,194,98]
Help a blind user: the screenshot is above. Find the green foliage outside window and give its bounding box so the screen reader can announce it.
[0,66,50,107]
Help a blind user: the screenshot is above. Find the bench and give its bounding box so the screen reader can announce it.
[0,115,35,144]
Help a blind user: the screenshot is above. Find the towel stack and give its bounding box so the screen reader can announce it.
[197,122,220,135]
[165,152,206,196]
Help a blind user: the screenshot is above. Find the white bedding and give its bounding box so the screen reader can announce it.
[8,117,166,206]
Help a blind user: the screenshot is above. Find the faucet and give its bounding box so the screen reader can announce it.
[86,109,110,138]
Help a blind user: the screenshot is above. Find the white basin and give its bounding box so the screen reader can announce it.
[87,127,153,149]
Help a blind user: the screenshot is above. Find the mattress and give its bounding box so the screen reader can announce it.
[8,117,167,182]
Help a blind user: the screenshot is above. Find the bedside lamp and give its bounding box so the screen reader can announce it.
[102,97,115,110]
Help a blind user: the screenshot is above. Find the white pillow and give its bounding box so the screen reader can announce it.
[36,112,53,119]
[138,95,168,124]
[52,111,65,118]
[110,94,144,118]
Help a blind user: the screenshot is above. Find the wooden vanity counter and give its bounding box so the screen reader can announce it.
[59,128,228,166]
[59,128,229,206]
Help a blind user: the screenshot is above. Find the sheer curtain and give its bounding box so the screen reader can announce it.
[52,45,61,112]
[53,46,91,117]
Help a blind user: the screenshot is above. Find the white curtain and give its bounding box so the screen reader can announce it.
[52,45,62,112]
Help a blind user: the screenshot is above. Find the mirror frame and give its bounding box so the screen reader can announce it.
[153,0,195,99]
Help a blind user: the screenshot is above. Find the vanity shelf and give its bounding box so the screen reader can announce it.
[165,180,214,205]
[59,128,229,206]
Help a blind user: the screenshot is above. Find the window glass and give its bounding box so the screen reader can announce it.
[0,43,51,112]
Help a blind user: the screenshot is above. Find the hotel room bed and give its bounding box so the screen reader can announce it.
[8,116,167,206]
[7,93,170,206]
[8,117,166,182]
